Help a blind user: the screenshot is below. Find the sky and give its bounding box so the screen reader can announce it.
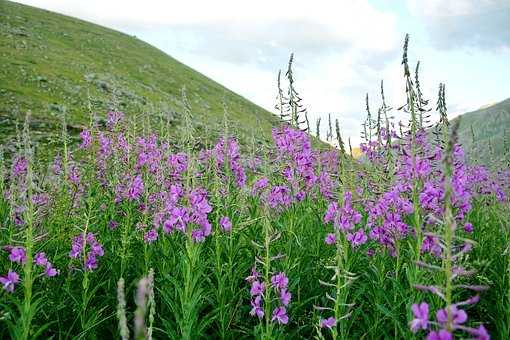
[13,0,510,145]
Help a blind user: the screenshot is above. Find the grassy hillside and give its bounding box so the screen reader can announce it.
[454,97,510,165]
[0,0,281,150]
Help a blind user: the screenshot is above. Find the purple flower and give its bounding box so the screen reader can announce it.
[320,316,336,329]
[192,230,205,243]
[469,325,490,340]
[11,156,28,177]
[410,302,429,333]
[436,305,467,325]
[144,229,158,243]
[44,263,58,277]
[464,223,474,233]
[8,246,26,264]
[250,281,265,296]
[280,288,292,306]
[245,266,259,283]
[252,177,269,196]
[271,306,289,325]
[250,295,264,319]
[325,233,336,245]
[108,220,119,230]
[219,216,232,232]
[79,129,92,149]
[127,175,144,201]
[427,330,452,340]
[34,252,48,266]
[346,229,368,247]
[0,270,19,293]
[69,232,104,271]
[271,272,289,290]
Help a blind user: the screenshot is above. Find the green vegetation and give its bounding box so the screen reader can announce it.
[454,98,510,166]
[0,0,280,149]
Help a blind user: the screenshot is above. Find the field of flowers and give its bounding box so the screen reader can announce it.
[1,42,510,340]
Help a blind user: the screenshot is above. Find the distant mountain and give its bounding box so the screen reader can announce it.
[453,97,510,165]
[0,0,281,149]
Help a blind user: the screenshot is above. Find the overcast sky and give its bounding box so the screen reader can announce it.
[14,0,510,145]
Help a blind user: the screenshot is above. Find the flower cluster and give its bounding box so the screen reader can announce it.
[69,232,104,271]
[246,267,291,325]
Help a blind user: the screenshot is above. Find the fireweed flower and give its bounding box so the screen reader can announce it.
[127,175,144,201]
[464,223,474,233]
[34,252,48,266]
[8,246,26,264]
[69,232,104,271]
[421,235,442,257]
[79,129,92,149]
[410,302,429,333]
[320,316,336,329]
[219,216,232,232]
[250,281,265,296]
[211,137,247,188]
[0,270,19,293]
[324,233,336,245]
[346,229,368,247]
[271,306,289,325]
[144,229,159,243]
[252,177,269,196]
[271,272,289,290]
[107,111,125,130]
[427,330,452,340]
[436,305,467,326]
[250,295,264,319]
[279,289,291,306]
[11,156,28,177]
[324,192,361,231]
[267,185,292,210]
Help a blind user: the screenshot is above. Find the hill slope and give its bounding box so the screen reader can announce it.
[0,0,280,149]
[453,97,510,165]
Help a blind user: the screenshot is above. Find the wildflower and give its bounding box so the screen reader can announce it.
[271,306,289,325]
[191,230,205,243]
[271,272,289,290]
[250,281,265,296]
[245,266,259,283]
[410,302,429,333]
[69,232,104,271]
[347,229,368,247]
[0,270,19,293]
[427,329,452,340]
[109,220,119,230]
[320,316,336,329]
[464,223,473,233]
[252,177,269,196]
[127,175,144,201]
[324,233,336,245]
[469,325,490,340]
[250,295,264,319]
[44,263,58,277]
[8,246,26,264]
[11,156,28,177]
[436,305,467,325]
[79,129,92,149]
[280,288,292,306]
[144,229,158,243]
[219,216,232,232]
[267,185,292,210]
[34,252,48,266]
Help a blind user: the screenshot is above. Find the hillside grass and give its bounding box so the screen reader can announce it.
[0,0,281,149]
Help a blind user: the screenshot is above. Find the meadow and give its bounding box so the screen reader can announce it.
[1,31,510,340]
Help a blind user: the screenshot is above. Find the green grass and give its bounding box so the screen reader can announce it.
[454,97,510,165]
[0,0,281,148]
